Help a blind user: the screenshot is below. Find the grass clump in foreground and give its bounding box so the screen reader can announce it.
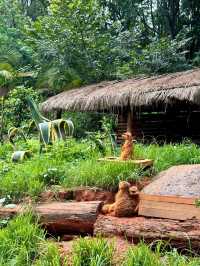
[71,237,114,266]
[0,212,63,266]
[123,242,200,266]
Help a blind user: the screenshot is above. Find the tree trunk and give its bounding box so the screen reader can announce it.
[0,97,5,142]
[94,215,200,250]
[127,110,137,138]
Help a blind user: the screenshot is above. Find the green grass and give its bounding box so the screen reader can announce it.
[71,237,114,266]
[122,242,162,266]
[63,159,144,189]
[0,139,97,202]
[1,216,200,265]
[135,141,200,173]
[1,138,200,202]
[0,212,63,266]
[123,242,200,266]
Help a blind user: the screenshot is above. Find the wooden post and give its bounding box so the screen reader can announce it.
[127,110,137,137]
[127,111,133,133]
[0,97,5,143]
[56,110,62,119]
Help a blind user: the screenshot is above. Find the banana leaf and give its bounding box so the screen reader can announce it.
[11,150,32,162]
[8,127,27,149]
[26,96,49,128]
[26,97,74,151]
[51,119,74,140]
[39,121,56,146]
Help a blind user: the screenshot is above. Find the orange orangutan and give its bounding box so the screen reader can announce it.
[120,132,134,160]
[101,181,139,217]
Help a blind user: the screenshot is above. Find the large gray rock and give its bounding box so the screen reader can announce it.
[142,164,200,197]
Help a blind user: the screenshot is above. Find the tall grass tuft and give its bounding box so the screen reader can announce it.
[63,159,144,190]
[122,242,162,266]
[123,242,200,266]
[0,212,44,265]
[71,237,114,266]
[135,141,200,173]
[0,212,63,266]
[35,242,65,266]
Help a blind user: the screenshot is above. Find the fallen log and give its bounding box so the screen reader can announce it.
[0,205,21,219]
[0,201,102,235]
[94,215,200,251]
[36,201,102,234]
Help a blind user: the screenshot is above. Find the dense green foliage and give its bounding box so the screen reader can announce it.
[1,1,200,265]
[4,87,39,129]
[1,0,200,95]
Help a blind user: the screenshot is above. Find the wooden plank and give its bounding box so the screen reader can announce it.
[139,200,200,220]
[140,193,197,205]
[98,158,153,168]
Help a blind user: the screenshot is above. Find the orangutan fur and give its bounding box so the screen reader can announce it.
[120,132,134,160]
[101,181,139,217]
[129,185,140,213]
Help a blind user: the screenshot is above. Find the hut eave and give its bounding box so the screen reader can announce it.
[41,68,200,113]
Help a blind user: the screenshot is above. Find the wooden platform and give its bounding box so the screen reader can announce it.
[98,157,153,168]
[139,193,200,220]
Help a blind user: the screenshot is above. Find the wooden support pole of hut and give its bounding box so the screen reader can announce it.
[56,110,62,119]
[127,110,137,137]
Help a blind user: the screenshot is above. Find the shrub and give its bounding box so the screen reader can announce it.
[3,86,40,132]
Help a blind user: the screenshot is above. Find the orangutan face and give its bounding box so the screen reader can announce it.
[119,181,131,190]
[129,186,139,195]
[122,132,133,141]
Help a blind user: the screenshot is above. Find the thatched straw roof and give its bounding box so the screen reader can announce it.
[41,68,200,112]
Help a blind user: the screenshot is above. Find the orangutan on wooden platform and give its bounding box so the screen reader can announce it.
[120,132,135,160]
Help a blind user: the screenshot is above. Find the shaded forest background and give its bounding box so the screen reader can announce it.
[1,0,200,137]
[1,0,200,91]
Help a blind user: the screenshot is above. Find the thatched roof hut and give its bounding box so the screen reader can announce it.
[41,68,200,144]
[41,68,200,113]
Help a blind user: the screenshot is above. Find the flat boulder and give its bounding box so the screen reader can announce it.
[142,164,200,197]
